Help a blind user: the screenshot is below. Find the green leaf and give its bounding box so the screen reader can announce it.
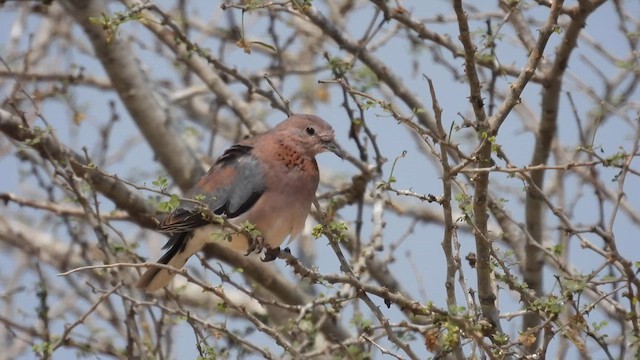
[157,194,180,212]
[152,176,169,191]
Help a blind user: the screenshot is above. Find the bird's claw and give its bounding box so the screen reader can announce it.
[261,246,280,262]
[244,235,280,261]
[245,235,265,256]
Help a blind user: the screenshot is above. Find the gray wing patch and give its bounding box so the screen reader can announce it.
[208,155,266,218]
[158,145,266,233]
[186,145,266,219]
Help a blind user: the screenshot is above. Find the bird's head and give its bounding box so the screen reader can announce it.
[275,114,343,159]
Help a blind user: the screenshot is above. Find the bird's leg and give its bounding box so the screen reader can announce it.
[261,246,280,262]
[244,235,265,256]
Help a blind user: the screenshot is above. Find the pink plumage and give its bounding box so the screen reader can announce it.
[136,114,341,292]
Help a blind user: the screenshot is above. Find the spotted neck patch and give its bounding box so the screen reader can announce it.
[275,141,315,171]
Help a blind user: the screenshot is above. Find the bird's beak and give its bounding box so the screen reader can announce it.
[324,140,343,159]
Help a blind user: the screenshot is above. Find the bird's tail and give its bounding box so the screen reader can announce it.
[136,232,204,292]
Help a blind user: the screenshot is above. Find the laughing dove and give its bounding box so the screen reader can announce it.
[137,114,341,292]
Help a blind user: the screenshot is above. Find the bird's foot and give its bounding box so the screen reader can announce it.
[245,235,265,256]
[261,246,281,262]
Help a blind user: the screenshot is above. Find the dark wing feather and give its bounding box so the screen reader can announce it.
[159,231,191,253]
[158,144,265,233]
[158,208,209,234]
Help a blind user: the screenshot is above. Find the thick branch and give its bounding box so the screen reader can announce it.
[453,0,503,340]
[0,109,157,228]
[59,0,203,191]
[523,0,606,351]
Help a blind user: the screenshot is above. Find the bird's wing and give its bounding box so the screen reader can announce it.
[157,144,266,236]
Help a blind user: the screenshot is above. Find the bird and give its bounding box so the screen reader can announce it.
[136,114,341,292]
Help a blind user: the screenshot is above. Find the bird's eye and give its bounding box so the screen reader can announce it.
[305,126,315,135]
